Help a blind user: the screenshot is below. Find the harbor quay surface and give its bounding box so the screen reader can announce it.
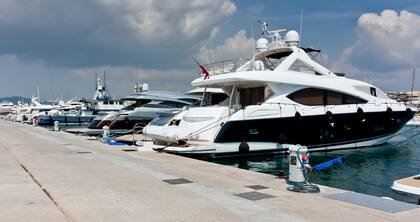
[0,120,419,222]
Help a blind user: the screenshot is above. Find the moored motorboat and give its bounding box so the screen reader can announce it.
[392,174,420,205]
[144,21,415,157]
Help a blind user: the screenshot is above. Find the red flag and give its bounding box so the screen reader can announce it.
[199,63,209,80]
[193,57,209,80]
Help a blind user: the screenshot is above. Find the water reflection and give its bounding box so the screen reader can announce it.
[211,127,420,204]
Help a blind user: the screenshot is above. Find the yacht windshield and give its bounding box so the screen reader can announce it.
[148,114,177,126]
[264,51,292,70]
[122,99,152,110]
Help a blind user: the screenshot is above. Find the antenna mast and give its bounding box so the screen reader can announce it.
[103,70,106,88]
[299,9,304,47]
[37,85,40,101]
[410,66,416,105]
[95,72,98,90]
[251,23,255,56]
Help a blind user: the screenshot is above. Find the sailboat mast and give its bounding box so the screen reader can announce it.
[410,66,416,105]
[103,70,106,88]
[95,72,98,90]
[37,85,40,101]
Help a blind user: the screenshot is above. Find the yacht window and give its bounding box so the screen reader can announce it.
[159,101,187,108]
[288,88,367,106]
[211,93,229,105]
[179,98,200,105]
[288,88,324,106]
[370,87,377,97]
[325,91,342,105]
[266,51,293,59]
[239,87,265,107]
[123,99,151,110]
[343,94,366,104]
[264,51,293,70]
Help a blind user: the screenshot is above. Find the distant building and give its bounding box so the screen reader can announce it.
[387,91,420,107]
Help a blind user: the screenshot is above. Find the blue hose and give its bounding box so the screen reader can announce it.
[313,157,343,171]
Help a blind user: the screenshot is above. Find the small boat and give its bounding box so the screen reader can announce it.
[391,174,420,205]
[0,101,14,115]
[406,113,420,126]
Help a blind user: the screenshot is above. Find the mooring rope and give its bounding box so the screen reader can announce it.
[154,108,240,152]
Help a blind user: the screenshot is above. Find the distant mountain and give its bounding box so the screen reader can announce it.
[0,96,31,104]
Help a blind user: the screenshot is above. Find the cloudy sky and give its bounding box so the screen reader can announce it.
[0,0,419,100]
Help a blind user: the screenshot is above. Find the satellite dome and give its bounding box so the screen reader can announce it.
[255,38,269,52]
[285,30,299,46]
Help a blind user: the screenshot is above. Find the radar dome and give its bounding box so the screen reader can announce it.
[255,38,269,52]
[285,30,299,46]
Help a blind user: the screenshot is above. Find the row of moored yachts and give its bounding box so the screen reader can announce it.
[1,22,416,158]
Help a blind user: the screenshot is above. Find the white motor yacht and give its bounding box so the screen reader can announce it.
[0,101,14,115]
[104,90,200,131]
[144,22,415,157]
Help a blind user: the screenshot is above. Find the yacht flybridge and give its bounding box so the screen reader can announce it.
[143,22,415,157]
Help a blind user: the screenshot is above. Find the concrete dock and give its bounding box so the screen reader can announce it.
[1,120,419,222]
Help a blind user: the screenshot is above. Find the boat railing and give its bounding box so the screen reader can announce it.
[203,58,250,76]
[263,101,407,113]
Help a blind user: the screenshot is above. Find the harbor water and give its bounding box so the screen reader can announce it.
[211,126,420,204]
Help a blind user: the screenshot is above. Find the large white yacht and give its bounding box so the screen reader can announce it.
[103,90,200,130]
[143,22,415,157]
[0,101,14,115]
[88,76,124,115]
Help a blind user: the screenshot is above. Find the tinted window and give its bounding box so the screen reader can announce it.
[239,87,265,107]
[123,99,152,110]
[343,94,366,104]
[288,88,324,106]
[179,98,199,104]
[370,87,377,97]
[160,101,186,108]
[288,88,367,106]
[211,93,228,105]
[325,91,342,105]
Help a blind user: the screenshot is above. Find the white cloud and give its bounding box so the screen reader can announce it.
[101,0,236,42]
[334,10,420,90]
[0,0,237,98]
[336,10,420,72]
[197,29,254,63]
[0,0,236,68]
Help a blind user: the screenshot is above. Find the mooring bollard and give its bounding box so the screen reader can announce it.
[286,145,320,193]
[102,125,110,141]
[53,121,60,131]
[32,117,38,126]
